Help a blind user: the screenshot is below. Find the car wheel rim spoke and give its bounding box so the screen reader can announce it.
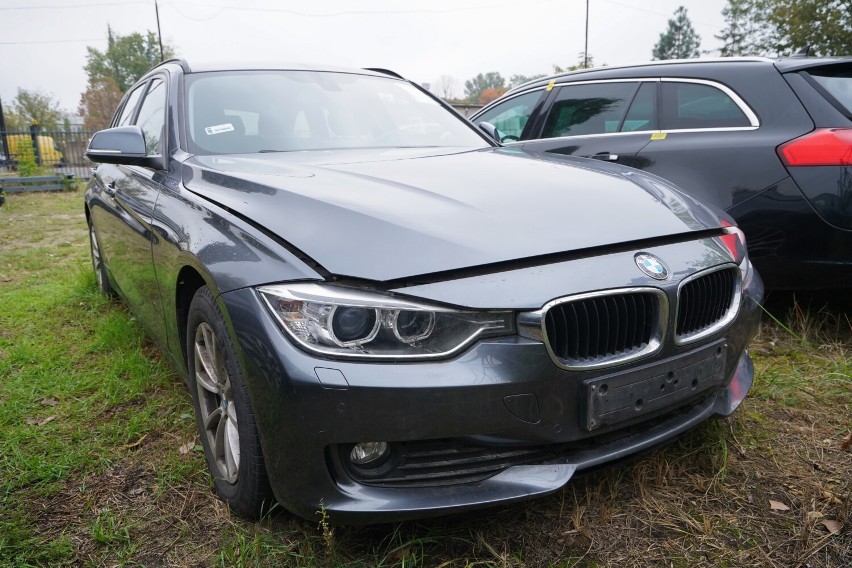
[194,323,221,395]
[194,320,240,484]
[90,227,103,287]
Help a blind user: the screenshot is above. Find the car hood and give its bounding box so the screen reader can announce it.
[182,147,720,282]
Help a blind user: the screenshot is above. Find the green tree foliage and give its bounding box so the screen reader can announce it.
[716,0,771,56]
[464,72,505,103]
[716,0,852,56]
[652,6,701,60]
[553,52,598,73]
[508,73,547,88]
[79,76,124,131]
[4,89,63,130]
[84,27,175,93]
[768,0,852,56]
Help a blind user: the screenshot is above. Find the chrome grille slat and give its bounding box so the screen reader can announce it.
[540,289,666,369]
[676,266,739,344]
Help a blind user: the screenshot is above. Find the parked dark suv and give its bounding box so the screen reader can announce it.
[473,57,852,290]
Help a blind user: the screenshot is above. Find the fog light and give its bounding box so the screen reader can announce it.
[350,442,389,466]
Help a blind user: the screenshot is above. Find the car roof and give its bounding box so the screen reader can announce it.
[503,55,852,96]
[150,58,399,80]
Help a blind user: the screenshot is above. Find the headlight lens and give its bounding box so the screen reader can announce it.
[258,283,514,359]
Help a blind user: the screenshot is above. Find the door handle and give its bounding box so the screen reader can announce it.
[591,152,619,161]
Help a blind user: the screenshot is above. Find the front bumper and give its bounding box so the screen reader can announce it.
[221,263,763,524]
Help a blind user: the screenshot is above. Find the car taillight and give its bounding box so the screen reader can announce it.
[719,220,746,264]
[776,128,852,166]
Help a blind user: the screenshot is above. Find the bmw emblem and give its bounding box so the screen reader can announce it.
[635,253,669,280]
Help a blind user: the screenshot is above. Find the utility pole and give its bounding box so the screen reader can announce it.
[584,0,589,68]
[155,0,164,61]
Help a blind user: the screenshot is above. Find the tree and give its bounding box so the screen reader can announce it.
[715,0,851,57]
[652,6,701,60]
[553,52,599,74]
[84,27,175,93]
[434,74,460,101]
[4,88,63,130]
[464,72,505,103]
[478,87,508,105]
[767,0,852,56]
[509,73,546,88]
[79,76,124,131]
[715,0,771,56]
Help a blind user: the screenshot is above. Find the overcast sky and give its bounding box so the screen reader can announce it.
[0,0,728,118]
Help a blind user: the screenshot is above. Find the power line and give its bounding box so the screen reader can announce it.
[0,1,150,11]
[0,37,108,45]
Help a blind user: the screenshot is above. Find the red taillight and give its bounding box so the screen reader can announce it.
[720,220,746,264]
[777,128,852,166]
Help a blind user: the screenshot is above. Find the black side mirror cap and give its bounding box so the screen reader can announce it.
[86,126,166,170]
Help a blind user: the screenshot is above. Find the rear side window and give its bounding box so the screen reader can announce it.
[542,82,638,137]
[115,84,145,127]
[808,67,852,116]
[476,90,543,140]
[134,78,166,155]
[661,82,750,129]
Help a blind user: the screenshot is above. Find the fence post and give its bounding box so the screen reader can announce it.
[29,122,42,166]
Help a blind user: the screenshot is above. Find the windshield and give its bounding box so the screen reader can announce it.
[185,70,488,155]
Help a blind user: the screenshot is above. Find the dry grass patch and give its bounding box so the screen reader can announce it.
[1,192,849,567]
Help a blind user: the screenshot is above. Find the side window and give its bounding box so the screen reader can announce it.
[661,82,750,129]
[134,78,166,155]
[621,82,657,132]
[542,82,638,138]
[115,84,146,127]
[476,90,544,140]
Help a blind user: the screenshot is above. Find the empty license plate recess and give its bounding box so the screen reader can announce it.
[583,339,727,431]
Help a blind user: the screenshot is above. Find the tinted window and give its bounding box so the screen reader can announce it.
[115,84,145,127]
[808,67,852,115]
[622,82,657,132]
[185,71,487,155]
[476,90,543,140]
[542,82,638,138]
[661,82,750,129]
[134,78,166,155]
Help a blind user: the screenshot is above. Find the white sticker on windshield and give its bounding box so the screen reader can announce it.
[205,123,235,135]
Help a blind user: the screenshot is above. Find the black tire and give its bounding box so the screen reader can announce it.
[88,221,114,296]
[186,286,274,518]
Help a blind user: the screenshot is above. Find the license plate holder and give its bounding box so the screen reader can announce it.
[583,339,727,431]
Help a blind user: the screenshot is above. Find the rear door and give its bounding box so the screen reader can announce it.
[517,80,658,169]
[90,77,169,339]
[631,78,790,209]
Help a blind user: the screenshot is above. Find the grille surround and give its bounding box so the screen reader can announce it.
[675,264,741,345]
[519,287,668,370]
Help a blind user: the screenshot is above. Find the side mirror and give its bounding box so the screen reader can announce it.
[478,121,503,145]
[86,126,166,170]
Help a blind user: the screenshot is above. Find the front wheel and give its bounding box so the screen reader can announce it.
[187,286,274,518]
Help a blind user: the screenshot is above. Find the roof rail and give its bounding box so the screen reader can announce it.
[364,67,404,79]
[159,58,191,72]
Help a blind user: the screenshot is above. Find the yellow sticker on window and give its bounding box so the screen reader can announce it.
[546,80,556,92]
[650,132,667,140]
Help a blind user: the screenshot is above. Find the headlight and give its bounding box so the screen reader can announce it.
[257,283,514,360]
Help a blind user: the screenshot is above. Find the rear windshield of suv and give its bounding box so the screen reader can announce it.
[808,67,852,115]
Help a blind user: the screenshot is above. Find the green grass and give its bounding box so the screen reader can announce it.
[0,192,849,567]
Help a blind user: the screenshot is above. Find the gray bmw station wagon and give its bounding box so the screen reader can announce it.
[84,60,763,523]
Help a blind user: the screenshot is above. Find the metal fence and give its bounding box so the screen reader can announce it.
[1,127,96,180]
